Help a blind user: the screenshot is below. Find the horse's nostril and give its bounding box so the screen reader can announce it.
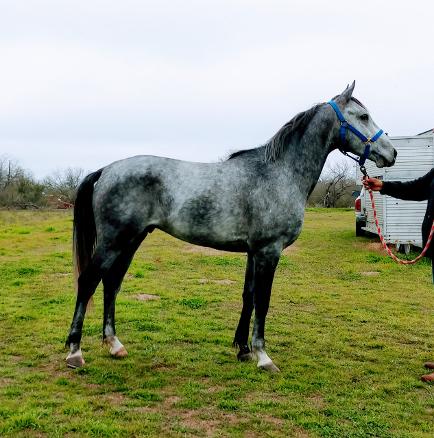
[394,149,398,159]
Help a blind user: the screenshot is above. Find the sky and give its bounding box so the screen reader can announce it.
[0,0,433,179]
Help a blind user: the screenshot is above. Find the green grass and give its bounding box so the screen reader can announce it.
[0,209,434,437]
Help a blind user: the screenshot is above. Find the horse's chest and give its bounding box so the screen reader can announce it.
[251,207,304,244]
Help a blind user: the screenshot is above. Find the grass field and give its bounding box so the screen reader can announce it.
[1,209,434,437]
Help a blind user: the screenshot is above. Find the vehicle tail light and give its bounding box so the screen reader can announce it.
[355,198,361,212]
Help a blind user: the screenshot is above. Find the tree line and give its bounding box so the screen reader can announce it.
[0,157,357,209]
[0,157,83,209]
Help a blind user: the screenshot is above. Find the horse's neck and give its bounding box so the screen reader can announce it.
[282,110,335,200]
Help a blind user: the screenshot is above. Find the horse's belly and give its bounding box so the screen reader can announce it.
[159,224,249,253]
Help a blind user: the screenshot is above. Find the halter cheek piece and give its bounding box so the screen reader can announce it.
[328,100,383,175]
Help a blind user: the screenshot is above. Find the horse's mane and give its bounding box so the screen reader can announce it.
[227,103,323,162]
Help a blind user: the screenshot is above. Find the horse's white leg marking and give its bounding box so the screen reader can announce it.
[251,347,281,372]
[66,346,85,368]
[252,317,280,372]
[104,336,128,358]
[255,349,273,367]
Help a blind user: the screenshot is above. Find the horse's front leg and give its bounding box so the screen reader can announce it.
[251,245,281,372]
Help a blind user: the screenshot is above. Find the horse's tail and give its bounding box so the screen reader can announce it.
[73,169,103,291]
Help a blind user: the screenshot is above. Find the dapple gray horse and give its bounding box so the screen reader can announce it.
[66,82,396,371]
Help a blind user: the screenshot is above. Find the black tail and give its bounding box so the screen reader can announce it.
[73,169,103,290]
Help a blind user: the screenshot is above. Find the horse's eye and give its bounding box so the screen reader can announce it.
[360,114,369,121]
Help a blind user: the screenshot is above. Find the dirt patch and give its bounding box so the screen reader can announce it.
[103,392,126,404]
[135,293,160,301]
[283,243,299,254]
[293,428,312,438]
[261,414,284,427]
[307,393,325,409]
[84,383,101,390]
[180,410,220,436]
[179,410,241,437]
[361,271,380,276]
[133,406,157,414]
[17,432,46,438]
[354,241,384,253]
[164,395,181,407]
[206,385,223,393]
[245,392,287,404]
[0,377,14,387]
[367,242,384,252]
[198,278,236,285]
[243,432,261,438]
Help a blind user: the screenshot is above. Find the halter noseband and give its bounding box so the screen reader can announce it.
[328,99,383,173]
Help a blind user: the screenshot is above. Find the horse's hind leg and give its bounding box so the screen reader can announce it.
[234,253,255,361]
[250,246,280,372]
[102,237,144,359]
[66,261,102,368]
[65,247,120,368]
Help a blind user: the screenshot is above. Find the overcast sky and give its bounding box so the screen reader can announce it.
[0,0,433,178]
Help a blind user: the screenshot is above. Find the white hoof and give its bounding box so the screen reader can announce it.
[259,361,280,373]
[254,349,280,372]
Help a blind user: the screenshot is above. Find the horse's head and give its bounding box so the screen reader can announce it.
[331,81,397,168]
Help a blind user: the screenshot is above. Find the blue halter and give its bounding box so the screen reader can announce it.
[328,99,383,169]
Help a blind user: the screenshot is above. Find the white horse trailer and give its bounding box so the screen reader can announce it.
[356,130,434,252]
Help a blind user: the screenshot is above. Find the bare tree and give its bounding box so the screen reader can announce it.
[43,167,84,204]
[0,156,25,188]
[308,161,356,208]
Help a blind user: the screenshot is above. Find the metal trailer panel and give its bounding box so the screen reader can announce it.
[383,136,433,178]
[384,197,427,246]
[356,134,434,247]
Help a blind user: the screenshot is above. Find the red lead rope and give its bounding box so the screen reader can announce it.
[367,188,434,264]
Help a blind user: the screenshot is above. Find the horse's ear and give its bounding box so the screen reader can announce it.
[337,80,355,104]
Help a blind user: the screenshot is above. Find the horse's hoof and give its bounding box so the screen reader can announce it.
[237,351,253,362]
[424,362,434,369]
[258,361,280,373]
[421,372,434,382]
[66,352,85,369]
[111,346,128,358]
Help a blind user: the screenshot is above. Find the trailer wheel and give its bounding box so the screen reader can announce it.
[396,243,411,255]
[356,222,365,237]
